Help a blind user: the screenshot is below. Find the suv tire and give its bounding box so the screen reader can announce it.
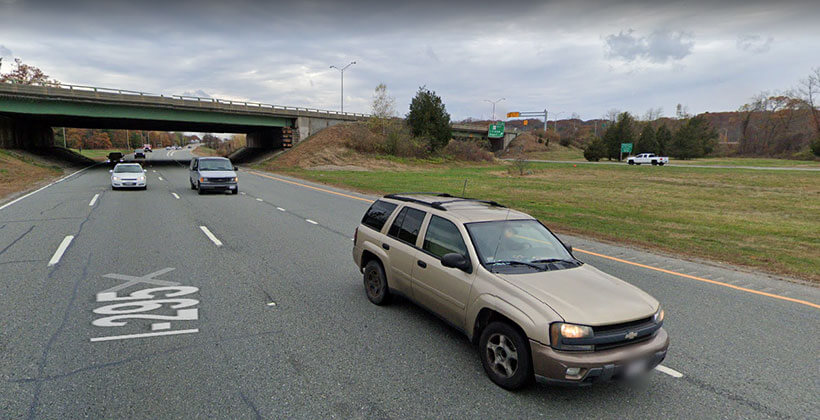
[190,180,196,190]
[197,182,205,195]
[479,322,533,390]
[363,260,391,305]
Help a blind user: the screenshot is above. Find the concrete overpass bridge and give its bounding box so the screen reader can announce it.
[0,81,367,150]
[451,123,519,152]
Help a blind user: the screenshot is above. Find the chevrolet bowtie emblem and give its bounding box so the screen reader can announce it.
[625,331,638,340]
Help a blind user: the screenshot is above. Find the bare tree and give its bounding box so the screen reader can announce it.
[795,67,820,137]
[604,109,620,123]
[642,107,664,122]
[370,83,396,135]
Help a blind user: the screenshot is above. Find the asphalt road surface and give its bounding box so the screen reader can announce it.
[1,150,818,419]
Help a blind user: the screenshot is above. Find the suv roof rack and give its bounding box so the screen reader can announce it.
[384,193,505,211]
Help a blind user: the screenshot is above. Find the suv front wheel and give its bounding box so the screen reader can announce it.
[363,260,391,305]
[479,322,533,390]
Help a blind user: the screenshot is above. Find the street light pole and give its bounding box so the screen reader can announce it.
[330,61,356,113]
[483,98,505,121]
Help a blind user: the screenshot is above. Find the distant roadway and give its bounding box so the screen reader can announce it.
[504,158,820,171]
[1,149,818,418]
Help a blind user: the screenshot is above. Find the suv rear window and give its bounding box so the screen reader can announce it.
[387,207,426,246]
[361,200,398,232]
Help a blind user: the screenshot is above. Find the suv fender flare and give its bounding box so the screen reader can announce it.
[360,241,389,271]
[467,294,537,343]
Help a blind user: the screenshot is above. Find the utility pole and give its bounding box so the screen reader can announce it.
[62,127,66,148]
[483,98,505,121]
[330,61,356,113]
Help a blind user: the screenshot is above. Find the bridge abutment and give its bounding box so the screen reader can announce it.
[0,116,54,149]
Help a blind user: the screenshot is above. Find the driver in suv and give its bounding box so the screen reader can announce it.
[353,193,669,389]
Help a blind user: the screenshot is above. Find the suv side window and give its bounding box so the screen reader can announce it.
[191,159,198,170]
[423,215,468,259]
[387,207,426,246]
[361,200,398,232]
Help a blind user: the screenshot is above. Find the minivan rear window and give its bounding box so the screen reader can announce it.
[361,200,398,232]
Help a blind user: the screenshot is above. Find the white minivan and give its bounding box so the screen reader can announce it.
[189,157,238,195]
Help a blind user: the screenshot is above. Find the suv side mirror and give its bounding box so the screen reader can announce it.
[441,253,470,271]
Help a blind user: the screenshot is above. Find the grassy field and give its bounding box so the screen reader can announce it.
[269,161,820,282]
[69,148,128,161]
[193,146,221,157]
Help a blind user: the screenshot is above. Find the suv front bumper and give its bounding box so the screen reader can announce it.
[531,328,669,386]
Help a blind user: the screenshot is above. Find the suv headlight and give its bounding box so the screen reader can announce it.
[653,307,665,323]
[550,322,594,351]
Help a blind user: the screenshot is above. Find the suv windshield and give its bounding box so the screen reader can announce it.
[466,219,577,273]
[114,165,143,173]
[199,159,233,171]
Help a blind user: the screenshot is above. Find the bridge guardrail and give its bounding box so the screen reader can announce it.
[0,79,370,118]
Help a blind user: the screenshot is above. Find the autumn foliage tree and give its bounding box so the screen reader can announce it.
[0,58,59,85]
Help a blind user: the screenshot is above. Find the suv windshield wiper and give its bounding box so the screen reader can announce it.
[487,260,546,271]
[530,258,578,264]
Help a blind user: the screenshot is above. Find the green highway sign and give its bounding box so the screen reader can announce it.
[621,143,633,153]
[488,121,505,138]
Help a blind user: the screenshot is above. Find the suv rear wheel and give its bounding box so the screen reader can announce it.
[479,322,533,390]
[363,260,390,305]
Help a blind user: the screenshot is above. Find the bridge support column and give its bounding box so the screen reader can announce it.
[0,116,54,149]
[246,128,283,149]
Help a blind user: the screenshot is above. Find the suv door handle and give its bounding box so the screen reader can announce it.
[417,260,427,268]
[382,243,390,250]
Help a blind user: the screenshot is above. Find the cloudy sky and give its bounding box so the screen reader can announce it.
[1,0,818,120]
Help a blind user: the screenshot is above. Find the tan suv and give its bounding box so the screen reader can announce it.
[352,193,669,389]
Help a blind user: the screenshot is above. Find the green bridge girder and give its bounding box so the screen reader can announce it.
[0,96,292,129]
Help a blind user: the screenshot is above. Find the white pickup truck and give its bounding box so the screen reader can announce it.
[627,153,668,166]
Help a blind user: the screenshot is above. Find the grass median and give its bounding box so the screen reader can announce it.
[268,161,819,283]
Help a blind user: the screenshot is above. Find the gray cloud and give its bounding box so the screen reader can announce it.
[0,0,818,120]
[736,34,774,53]
[605,29,694,63]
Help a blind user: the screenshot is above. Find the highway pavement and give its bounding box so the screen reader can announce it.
[1,149,818,419]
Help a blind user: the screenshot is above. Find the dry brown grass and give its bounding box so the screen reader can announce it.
[0,150,63,201]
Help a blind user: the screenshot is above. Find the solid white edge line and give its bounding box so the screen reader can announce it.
[306,219,318,225]
[199,226,223,247]
[90,328,198,342]
[48,235,75,266]
[256,198,263,202]
[88,194,99,206]
[0,165,92,211]
[276,207,285,211]
[655,365,683,378]
[171,192,180,199]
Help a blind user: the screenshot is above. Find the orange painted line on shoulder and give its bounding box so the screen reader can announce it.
[245,171,374,203]
[574,248,819,310]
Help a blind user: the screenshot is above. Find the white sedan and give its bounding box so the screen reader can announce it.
[110,163,147,190]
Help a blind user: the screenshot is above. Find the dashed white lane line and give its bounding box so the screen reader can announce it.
[152,170,157,173]
[306,219,318,225]
[266,302,277,307]
[158,176,164,181]
[48,235,75,266]
[240,192,247,195]
[88,194,99,206]
[655,365,683,378]
[276,207,286,212]
[0,166,93,212]
[199,226,223,247]
[256,198,263,202]
[171,193,180,199]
